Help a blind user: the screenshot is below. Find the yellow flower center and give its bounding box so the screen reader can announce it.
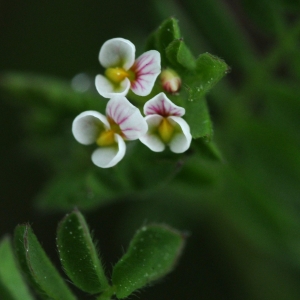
[96,130,115,146]
[105,67,129,83]
[96,119,123,147]
[158,118,174,143]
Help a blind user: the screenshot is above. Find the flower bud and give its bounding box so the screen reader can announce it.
[160,69,181,94]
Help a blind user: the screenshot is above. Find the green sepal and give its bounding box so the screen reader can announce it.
[166,39,196,71]
[0,236,34,300]
[112,224,186,299]
[57,210,109,294]
[13,225,76,300]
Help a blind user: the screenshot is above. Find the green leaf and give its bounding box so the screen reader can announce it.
[112,224,186,299]
[183,53,228,139]
[185,96,213,139]
[57,210,109,294]
[146,18,181,66]
[192,53,229,96]
[14,225,76,300]
[166,39,196,71]
[156,17,181,53]
[0,236,33,300]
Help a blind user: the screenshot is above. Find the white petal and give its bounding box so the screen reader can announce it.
[91,134,126,168]
[72,111,109,145]
[168,116,192,153]
[99,38,135,70]
[144,92,185,117]
[139,115,165,152]
[95,75,131,98]
[131,50,161,96]
[106,96,148,140]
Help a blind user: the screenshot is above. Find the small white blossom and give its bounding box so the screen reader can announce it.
[72,96,148,168]
[139,93,192,153]
[95,38,161,98]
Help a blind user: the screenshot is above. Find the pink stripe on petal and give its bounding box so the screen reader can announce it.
[144,93,185,117]
[106,96,148,139]
[117,115,130,125]
[130,50,161,96]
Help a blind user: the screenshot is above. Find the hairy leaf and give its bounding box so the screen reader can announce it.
[166,38,196,71]
[57,210,109,294]
[112,224,185,299]
[14,225,76,300]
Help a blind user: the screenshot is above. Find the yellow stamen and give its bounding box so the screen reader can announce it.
[96,130,115,146]
[158,118,174,143]
[105,67,129,83]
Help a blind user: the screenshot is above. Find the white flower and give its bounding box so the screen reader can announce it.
[72,96,148,168]
[95,38,161,98]
[139,93,192,153]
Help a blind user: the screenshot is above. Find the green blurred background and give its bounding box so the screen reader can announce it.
[1,0,300,299]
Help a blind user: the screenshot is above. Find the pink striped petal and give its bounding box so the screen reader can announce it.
[91,134,126,168]
[144,92,185,117]
[99,38,135,70]
[139,115,165,152]
[167,116,192,153]
[130,50,161,96]
[106,96,148,140]
[95,75,130,98]
[72,111,109,145]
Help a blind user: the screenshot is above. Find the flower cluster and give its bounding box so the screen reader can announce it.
[72,38,192,168]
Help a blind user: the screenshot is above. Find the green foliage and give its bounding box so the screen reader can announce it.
[14,225,76,300]
[0,237,33,300]
[9,211,185,299]
[146,17,228,142]
[57,210,109,293]
[147,18,181,67]
[166,39,196,71]
[0,17,227,212]
[112,225,186,299]
[2,1,300,299]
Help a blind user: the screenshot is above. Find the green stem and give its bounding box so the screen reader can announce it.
[96,285,116,300]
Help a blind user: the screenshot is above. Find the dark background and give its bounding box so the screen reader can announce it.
[1,0,300,299]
